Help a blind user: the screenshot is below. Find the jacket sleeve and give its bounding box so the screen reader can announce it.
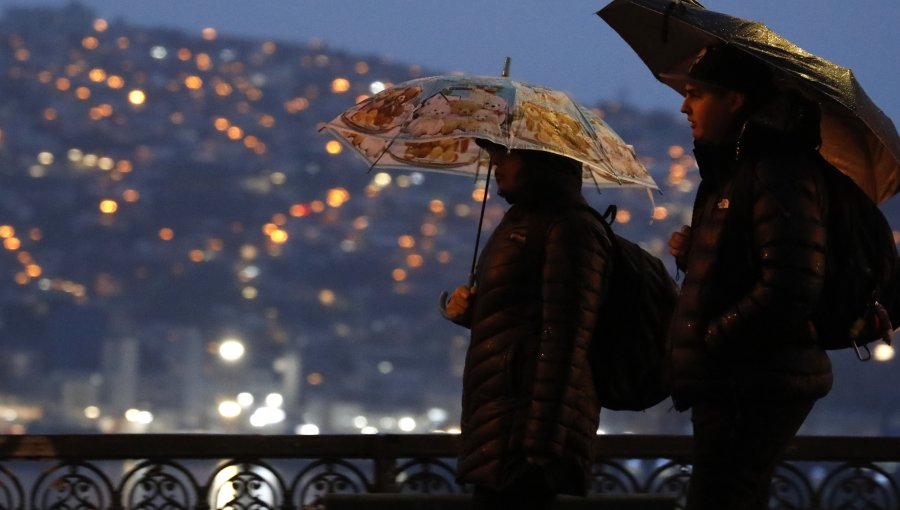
[521,210,609,461]
[705,156,828,348]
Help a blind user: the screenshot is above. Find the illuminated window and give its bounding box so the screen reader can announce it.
[258,114,275,128]
[269,229,288,244]
[318,289,335,306]
[331,78,351,93]
[82,36,99,50]
[406,254,424,268]
[128,89,146,105]
[107,75,125,89]
[88,68,106,82]
[289,204,310,217]
[326,188,350,207]
[226,126,243,140]
[3,238,20,251]
[184,75,203,90]
[652,206,669,221]
[284,97,309,113]
[99,199,118,214]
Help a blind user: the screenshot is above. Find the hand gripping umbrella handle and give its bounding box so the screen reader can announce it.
[438,291,452,320]
[438,273,475,320]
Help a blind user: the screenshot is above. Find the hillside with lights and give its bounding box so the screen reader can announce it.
[0,3,897,435]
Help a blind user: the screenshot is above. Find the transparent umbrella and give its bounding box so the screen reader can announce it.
[321,60,658,286]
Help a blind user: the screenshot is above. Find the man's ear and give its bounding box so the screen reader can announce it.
[727,91,747,114]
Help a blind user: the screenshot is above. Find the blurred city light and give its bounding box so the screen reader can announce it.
[218,338,246,362]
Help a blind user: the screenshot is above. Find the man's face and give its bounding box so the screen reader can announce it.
[486,148,525,203]
[680,83,746,144]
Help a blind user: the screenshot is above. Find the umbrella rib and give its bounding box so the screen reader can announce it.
[366,135,400,173]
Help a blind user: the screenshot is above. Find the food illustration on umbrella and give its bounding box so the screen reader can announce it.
[390,84,512,167]
[341,85,421,133]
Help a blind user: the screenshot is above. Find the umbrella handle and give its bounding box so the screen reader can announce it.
[438,273,475,321]
[438,291,452,320]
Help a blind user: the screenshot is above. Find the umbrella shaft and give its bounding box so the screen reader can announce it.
[470,165,492,285]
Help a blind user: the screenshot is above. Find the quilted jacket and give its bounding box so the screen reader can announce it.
[454,167,609,494]
[668,92,834,410]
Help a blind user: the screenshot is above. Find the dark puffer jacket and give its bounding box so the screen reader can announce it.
[668,92,834,410]
[455,166,609,494]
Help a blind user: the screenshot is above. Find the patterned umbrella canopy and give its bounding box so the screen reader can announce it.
[321,74,657,191]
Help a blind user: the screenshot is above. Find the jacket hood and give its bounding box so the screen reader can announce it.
[740,89,822,153]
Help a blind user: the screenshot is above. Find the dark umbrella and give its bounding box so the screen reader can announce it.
[598,0,900,204]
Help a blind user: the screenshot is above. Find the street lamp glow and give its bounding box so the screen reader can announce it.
[218,400,242,418]
[219,338,245,362]
[125,408,153,424]
[427,408,448,423]
[265,393,283,408]
[237,392,254,407]
[398,416,416,432]
[874,343,895,362]
[250,407,285,427]
[296,423,320,435]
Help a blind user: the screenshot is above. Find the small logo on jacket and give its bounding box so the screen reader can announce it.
[717,198,730,209]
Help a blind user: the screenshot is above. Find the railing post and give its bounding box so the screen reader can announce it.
[372,445,399,493]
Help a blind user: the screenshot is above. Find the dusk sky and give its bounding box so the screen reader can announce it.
[1,1,898,127]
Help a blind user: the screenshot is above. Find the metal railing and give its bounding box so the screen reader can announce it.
[0,434,898,509]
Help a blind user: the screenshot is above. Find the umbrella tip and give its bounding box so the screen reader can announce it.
[501,57,511,77]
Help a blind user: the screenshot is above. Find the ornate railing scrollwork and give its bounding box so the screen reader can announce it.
[31,461,114,510]
[395,458,459,494]
[289,459,368,508]
[119,460,201,510]
[0,464,25,510]
[0,435,898,509]
[818,462,900,510]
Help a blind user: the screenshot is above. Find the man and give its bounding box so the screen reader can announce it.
[666,44,834,510]
[443,141,609,510]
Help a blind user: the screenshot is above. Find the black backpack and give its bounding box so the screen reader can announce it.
[527,205,676,411]
[812,155,900,360]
